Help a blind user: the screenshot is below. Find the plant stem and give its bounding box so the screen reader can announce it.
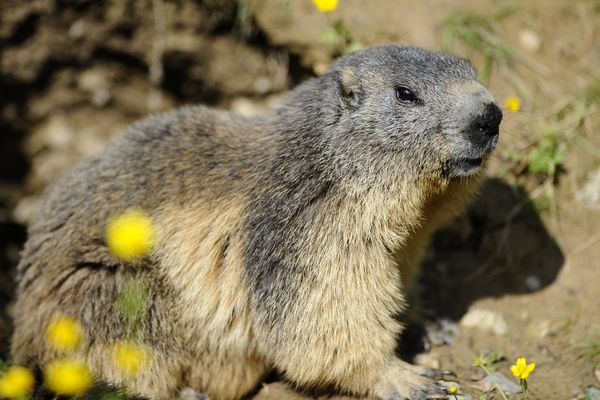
[521,378,528,398]
[478,364,510,400]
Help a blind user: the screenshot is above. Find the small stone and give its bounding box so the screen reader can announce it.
[230,94,284,117]
[230,98,266,117]
[525,275,542,291]
[68,20,85,39]
[519,29,542,52]
[179,388,209,400]
[460,308,508,336]
[476,371,521,395]
[78,69,108,92]
[313,62,329,76]
[586,386,600,400]
[595,369,600,383]
[253,76,272,94]
[577,168,600,209]
[78,68,112,106]
[13,196,42,225]
[413,352,440,369]
[535,320,552,338]
[426,318,460,346]
[91,88,111,107]
[29,114,75,151]
[253,383,311,400]
[519,310,530,321]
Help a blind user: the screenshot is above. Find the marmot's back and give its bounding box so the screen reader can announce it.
[12,106,271,398]
[29,106,266,235]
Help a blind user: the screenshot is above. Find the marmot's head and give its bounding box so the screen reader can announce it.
[318,45,502,185]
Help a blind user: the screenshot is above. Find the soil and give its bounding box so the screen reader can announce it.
[1,0,599,399]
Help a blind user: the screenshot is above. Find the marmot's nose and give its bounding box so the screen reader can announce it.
[473,102,502,137]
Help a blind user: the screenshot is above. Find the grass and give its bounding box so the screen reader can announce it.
[474,352,511,400]
[581,338,600,368]
[0,360,8,373]
[319,19,364,56]
[115,278,149,339]
[441,5,548,90]
[499,77,600,205]
[527,128,566,178]
[529,78,600,181]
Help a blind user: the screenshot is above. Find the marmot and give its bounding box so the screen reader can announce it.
[12,45,502,400]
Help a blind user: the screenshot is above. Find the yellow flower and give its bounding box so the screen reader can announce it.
[448,384,458,394]
[113,342,148,376]
[46,315,84,352]
[505,96,520,112]
[0,366,34,398]
[106,209,155,261]
[44,359,93,396]
[511,357,535,379]
[312,0,338,12]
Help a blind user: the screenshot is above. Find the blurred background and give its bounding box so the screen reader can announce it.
[0,0,599,398]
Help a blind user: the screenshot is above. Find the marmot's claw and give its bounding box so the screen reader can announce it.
[405,381,455,399]
[379,359,465,400]
[419,367,456,379]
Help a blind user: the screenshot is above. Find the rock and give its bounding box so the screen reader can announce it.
[595,369,600,383]
[13,196,42,225]
[179,388,210,400]
[230,94,284,117]
[162,35,289,99]
[28,114,75,152]
[414,352,441,369]
[24,110,129,190]
[525,275,542,291]
[586,386,600,400]
[200,36,289,96]
[78,67,112,107]
[460,308,508,336]
[426,318,461,346]
[230,97,269,117]
[475,371,521,395]
[519,29,542,52]
[68,20,86,39]
[576,168,600,209]
[534,320,552,338]
[313,62,329,76]
[253,383,318,400]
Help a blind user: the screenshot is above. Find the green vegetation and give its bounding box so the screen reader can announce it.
[527,128,566,178]
[442,6,547,87]
[116,278,149,339]
[319,20,363,55]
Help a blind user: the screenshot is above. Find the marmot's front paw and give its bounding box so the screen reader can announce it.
[373,359,465,400]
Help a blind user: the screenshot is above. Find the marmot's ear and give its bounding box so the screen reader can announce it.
[338,67,362,109]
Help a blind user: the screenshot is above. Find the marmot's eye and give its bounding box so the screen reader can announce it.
[395,87,418,103]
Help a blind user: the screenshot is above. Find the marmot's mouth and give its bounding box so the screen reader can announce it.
[445,157,484,178]
[458,157,483,169]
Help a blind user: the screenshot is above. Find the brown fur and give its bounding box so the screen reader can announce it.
[12,46,501,400]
